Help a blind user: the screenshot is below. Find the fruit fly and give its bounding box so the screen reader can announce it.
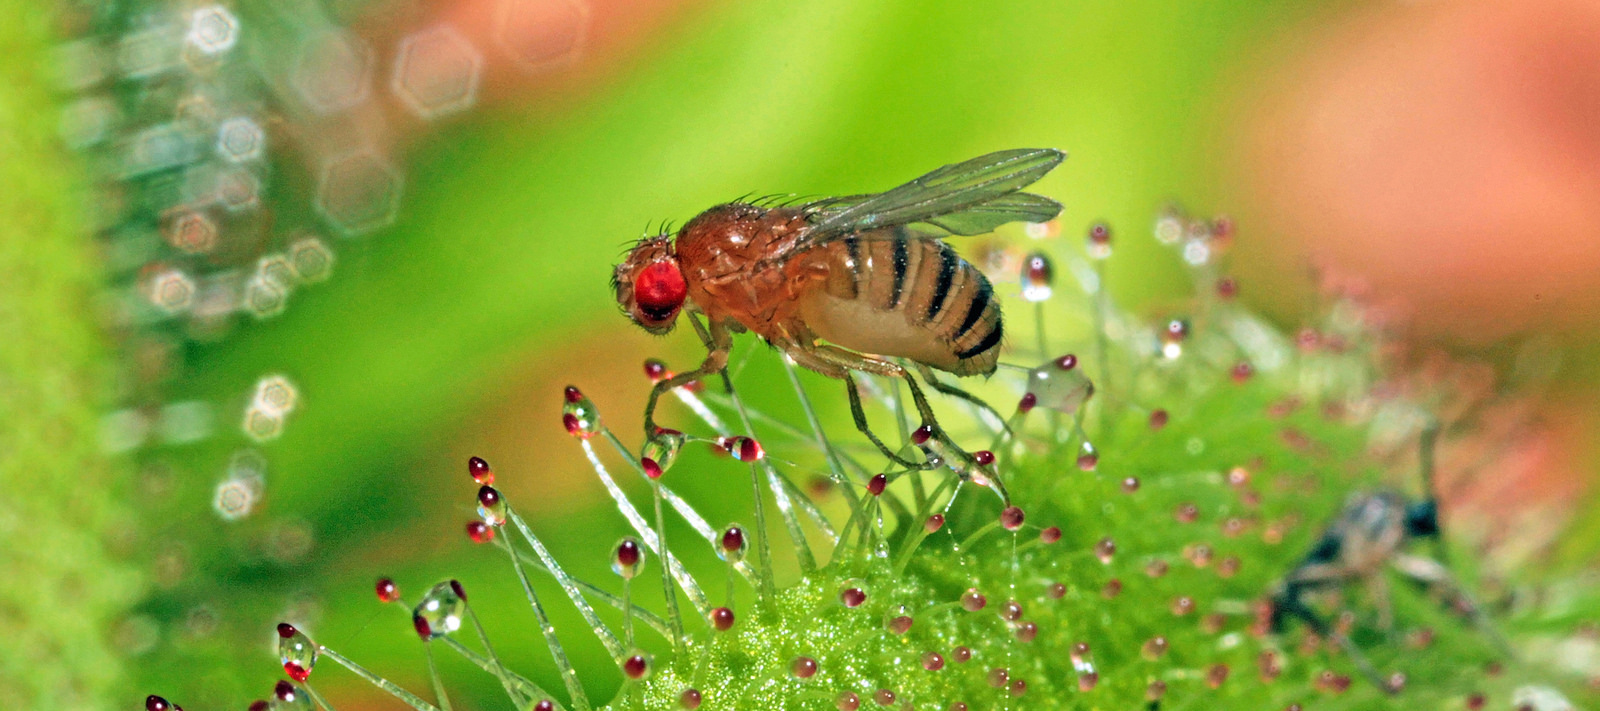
[1267,423,1511,692]
[612,149,1065,491]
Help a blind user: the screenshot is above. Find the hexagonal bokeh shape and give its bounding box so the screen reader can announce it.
[292,32,373,114]
[187,6,240,56]
[257,254,296,289]
[149,269,196,313]
[315,151,402,235]
[253,374,299,416]
[287,237,334,283]
[166,210,218,254]
[242,273,288,319]
[215,167,261,212]
[216,116,264,162]
[242,405,284,442]
[213,477,258,520]
[391,26,483,120]
[496,0,589,71]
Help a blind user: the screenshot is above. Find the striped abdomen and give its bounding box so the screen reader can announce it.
[797,227,1003,376]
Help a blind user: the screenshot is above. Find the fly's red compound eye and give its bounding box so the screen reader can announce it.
[634,260,686,321]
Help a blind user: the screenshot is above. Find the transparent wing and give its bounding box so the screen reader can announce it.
[799,148,1066,245]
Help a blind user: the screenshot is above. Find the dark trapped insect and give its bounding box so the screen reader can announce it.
[1267,424,1511,691]
[613,149,1066,493]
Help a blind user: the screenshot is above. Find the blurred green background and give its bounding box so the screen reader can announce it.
[5,0,1597,708]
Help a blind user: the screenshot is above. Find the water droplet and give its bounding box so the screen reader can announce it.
[1146,680,1168,702]
[885,606,913,635]
[840,585,867,608]
[873,689,895,707]
[1174,503,1198,523]
[679,688,702,709]
[468,456,493,485]
[952,646,972,663]
[276,623,316,681]
[274,680,310,710]
[535,701,555,711]
[1145,637,1171,659]
[1077,441,1099,471]
[1008,678,1027,697]
[1185,543,1213,568]
[710,607,735,631]
[466,520,495,543]
[1078,671,1099,691]
[375,578,399,603]
[249,700,268,711]
[836,692,861,711]
[1171,596,1195,616]
[1015,621,1038,643]
[1017,393,1037,413]
[949,704,969,711]
[561,386,599,438]
[477,486,506,526]
[1207,664,1230,688]
[642,428,685,475]
[924,514,945,533]
[146,695,173,711]
[987,667,1009,688]
[973,450,995,466]
[411,581,465,639]
[1094,537,1116,564]
[622,652,651,680]
[996,599,1022,622]
[1148,409,1169,430]
[961,589,987,612]
[1049,582,1067,599]
[1020,252,1053,302]
[867,474,887,496]
[790,656,818,679]
[1086,222,1112,259]
[613,537,644,579]
[1025,357,1093,414]
[922,651,945,671]
[719,525,747,563]
[1000,506,1025,531]
[1231,361,1254,383]
[1040,526,1062,544]
[729,436,764,462]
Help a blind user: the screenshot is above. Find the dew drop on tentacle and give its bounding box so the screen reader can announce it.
[641,427,685,475]
[1049,582,1067,599]
[1025,356,1093,414]
[885,605,913,635]
[1000,506,1025,531]
[612,537,644,578]
[1000,600,1024,622]
[274,680,311,710]
[840,583,867,608]
[728,435,765,462]
[622,652,652,680]
[535,701,555,711]
[1086,221,1112,260]
[836,691,861,711]
[467,455,493,485]
[922,651,945,671]
[1040,526,1062,544]
[867,474,887,496]
[562,386,600,438]
[679,688,702,710]
[466,520,495,543]
[1076,441,1099,471]
[1102,579,1122,598]
[1020,251,1053,302]
[790,656,818,679]
[924,514,945,533]
[719,525,747,562]
[146,695,172,711]
[275,623,316,681]
[873,689,895,707]
[709,606,735,631]
[412,581,465,639]
[476,485,506,526]
[1015,621,1038,643]
[1094,537,1116,564]
[961,588,987,612]
[951,646,972,663]
[987,667,1009,688]
[1008,678,1027,697]
[1207,664,1230,689]
[374,577,399,603]
[1142,635,1169,660]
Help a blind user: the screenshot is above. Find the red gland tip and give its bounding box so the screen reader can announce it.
[450,579,467,601]
[643,359,668,381]
[563,385,583,403]
[146,695,172,711]
[1017,393,1037,413]
[375,578,399,603]
[641,457,663,479]
[911,424,934,445]
[1055,354,1078,370]
[285,662,310,682]
[710,606,736,631]
[276,622,297,638]
[467,520,495,543]
[974,450,995,466]
[1000,506,1025,531]
[867,474,887,496]
[274,681,297,702]
[467,455,492,484]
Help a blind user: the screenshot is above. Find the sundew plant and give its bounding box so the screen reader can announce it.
[147,209,1599,711]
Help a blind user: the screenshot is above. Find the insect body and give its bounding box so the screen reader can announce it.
[1268,426,1510,691]
[613,149,1066,482]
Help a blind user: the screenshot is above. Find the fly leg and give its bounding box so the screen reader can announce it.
[1369,574,1396,638]
[810,345,1008,501]
[911,362,1012,439]
[643,318,732,439]
[785,345,932,471]
[1271,584,1392,693]
[1391,553,1515,659]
